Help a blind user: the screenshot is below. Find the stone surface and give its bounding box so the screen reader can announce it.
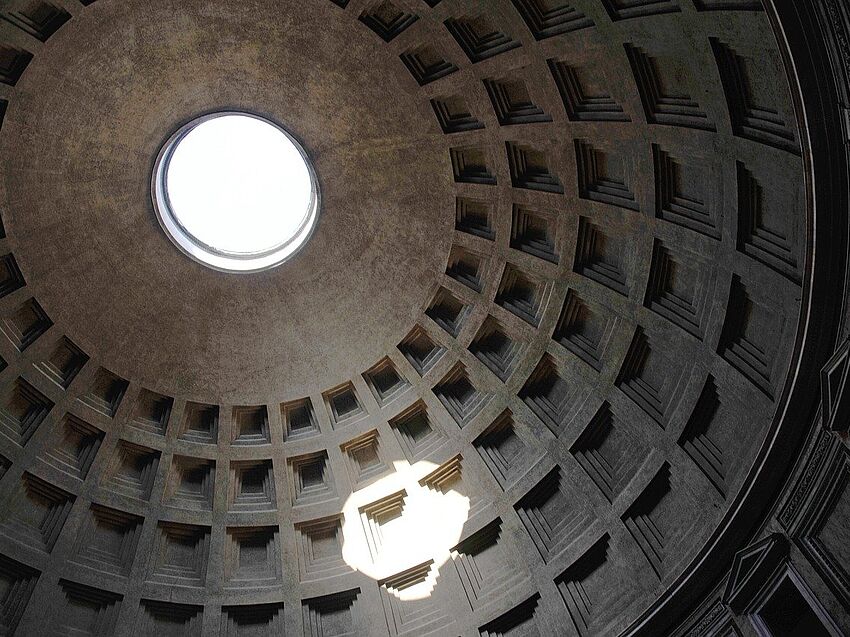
[1,0,452,402]
[0,0,841,635]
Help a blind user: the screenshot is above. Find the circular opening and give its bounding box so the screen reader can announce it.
[152,112,320,273]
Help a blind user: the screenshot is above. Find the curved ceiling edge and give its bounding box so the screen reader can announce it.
[624,1,850,634]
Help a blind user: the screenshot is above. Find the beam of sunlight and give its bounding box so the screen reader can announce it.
[340,460,471,601]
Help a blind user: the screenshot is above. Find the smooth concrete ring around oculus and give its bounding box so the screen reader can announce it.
[0,0,453,402]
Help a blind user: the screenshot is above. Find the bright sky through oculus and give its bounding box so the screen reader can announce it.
[153,112,319,272]
[166,114,312,254]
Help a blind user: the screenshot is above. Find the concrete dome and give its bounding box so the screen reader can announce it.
[0,0,847,635]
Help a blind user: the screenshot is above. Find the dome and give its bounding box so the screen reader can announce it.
[0,0,847,635]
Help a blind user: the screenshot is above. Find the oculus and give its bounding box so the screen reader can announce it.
[152,112,319,273]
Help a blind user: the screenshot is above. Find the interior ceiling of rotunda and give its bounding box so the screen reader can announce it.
[0,0,843,636]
